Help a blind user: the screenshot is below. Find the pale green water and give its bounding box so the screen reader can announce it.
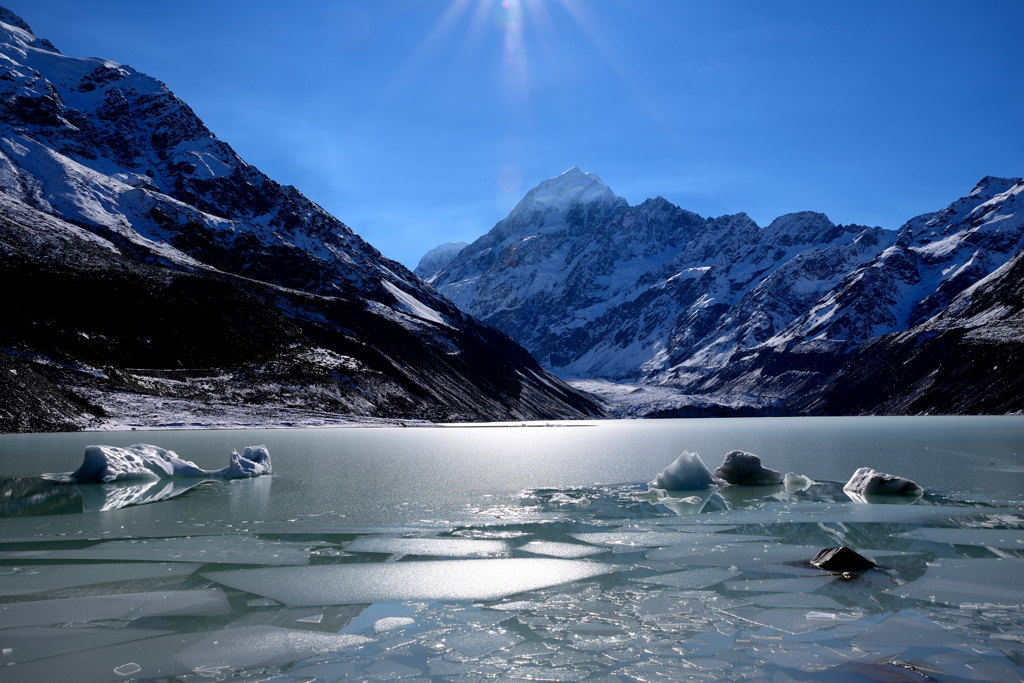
[0,417,1021,682]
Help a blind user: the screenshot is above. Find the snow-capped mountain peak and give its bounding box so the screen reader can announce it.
[510,166,625,218]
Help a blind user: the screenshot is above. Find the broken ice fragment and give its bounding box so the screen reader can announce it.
[373,617,415,633]
[202,558,616,606]
[549,492,590,505]
[810,546,876,572]
[343,536,509,557]
[649,451,723,491]
[843,467,922,500]
[113,662,141,676]
[713,451,782,486]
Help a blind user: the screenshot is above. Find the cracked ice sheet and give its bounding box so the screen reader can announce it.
[2,626,372,683]
[721,608,862,635]
[0,589,230,629]
[519,541,610,558]
[0,563,201,596]
[569,531,769,547]
[202,558,618,606]
[633,567,740,589]
[851,614,969,647]
[886,577,1024,607]
[885,557,1024,606]
[0,535,321,565]
[646,544,821,566]
[724,575,841,592]
[0,626,171,663]
[343,536,509,557]
[898,528,1024,548]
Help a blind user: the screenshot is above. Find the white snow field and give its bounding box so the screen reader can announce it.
[1,417,1023,682]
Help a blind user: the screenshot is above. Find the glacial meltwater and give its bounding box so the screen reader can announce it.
[0,417,1022,683]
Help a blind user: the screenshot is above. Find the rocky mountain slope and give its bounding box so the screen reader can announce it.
[427,168,1023,415]
[0,9,604,432]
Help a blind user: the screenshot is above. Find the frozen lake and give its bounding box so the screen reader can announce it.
[0,416,1022,682]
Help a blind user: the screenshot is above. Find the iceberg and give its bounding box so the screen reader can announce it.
[45,444,272,484]
[649,451,723,491]
[713,450,782,486]
[843,467,923,499]
[784,472,815,492]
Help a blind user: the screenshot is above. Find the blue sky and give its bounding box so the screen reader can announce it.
[9,0,1023,269]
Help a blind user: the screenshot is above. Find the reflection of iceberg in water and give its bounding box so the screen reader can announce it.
[844,489,923,505]
[76,478,211,513]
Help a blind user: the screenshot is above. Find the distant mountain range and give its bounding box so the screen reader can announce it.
[0,8,604,432]
[423,168,1023,416]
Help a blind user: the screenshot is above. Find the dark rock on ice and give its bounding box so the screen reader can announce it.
[810,546,876,572]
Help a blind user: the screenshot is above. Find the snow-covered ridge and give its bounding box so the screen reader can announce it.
[425,169,1022,413]
[0,4,607,430]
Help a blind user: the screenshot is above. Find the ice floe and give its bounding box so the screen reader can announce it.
[843,467,923,500]
[713,450,782,485]
[202,558,617,606]
[648,451,723,491]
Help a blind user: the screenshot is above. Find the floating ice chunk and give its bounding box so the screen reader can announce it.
[634,567,740,589]
[898,528,1024,548]
[219,445,272,479]
[0,626,171,664]
[0,562,200,596]
[373,617,415,633]
[722,608,857,635]
[549,492,591,505]
[519,541,608,559]
[843,467,923,498]
[649,451,723,491]
[784,472,815,492]
[202,558,617,606]
[713,451,782,486]
[0,535,316,566]
[343,537,509,557]
[851,614,968,647]
[46,444,272,485]
[69,444,207,483]
[0,589,231,629]
[5,626,372,682]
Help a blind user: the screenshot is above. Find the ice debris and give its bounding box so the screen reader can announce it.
[549,492,591,506]
[52,444,271,484]
[843,467,922,497]
[649,451,723,491]
[713,450,782,486]
[784,472,815,492]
